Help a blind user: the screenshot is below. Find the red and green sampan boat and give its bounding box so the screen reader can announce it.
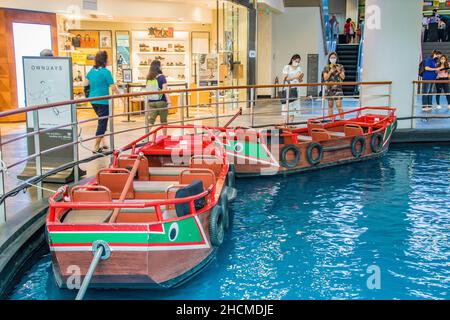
[46,130,235,289]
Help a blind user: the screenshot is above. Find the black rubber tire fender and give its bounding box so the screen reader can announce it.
[370,132,384,153]
[351,136,366,158]
[280,144,301,168]
[220,187,230,229]
[306,142,324,165]
[209,205,225,247]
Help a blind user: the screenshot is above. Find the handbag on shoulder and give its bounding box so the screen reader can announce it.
[84,85,90,98]
[280,80,298,105]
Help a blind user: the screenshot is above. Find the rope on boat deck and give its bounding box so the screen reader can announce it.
[75,240,111,300]
[0,159,57,194]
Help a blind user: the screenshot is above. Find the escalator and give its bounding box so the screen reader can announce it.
[336,44,360,96]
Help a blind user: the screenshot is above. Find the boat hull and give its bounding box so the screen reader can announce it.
[227,124,395,178]
[48,213,215,289]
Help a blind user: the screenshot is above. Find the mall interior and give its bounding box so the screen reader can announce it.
[0,0,449,301]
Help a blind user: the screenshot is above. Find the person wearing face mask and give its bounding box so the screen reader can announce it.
[282,54,304,123]
[422,50,443,112]
[435,54,450,110]
[322,52,345,118]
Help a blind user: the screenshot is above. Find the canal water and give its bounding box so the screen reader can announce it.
[8,144,450,300]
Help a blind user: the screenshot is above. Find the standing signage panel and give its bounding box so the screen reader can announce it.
[19,56,84,183]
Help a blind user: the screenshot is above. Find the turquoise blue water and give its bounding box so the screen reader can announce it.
[8,144,450,300]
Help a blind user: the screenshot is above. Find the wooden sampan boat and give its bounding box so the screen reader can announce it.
[46,126,236,289]
[211,107,397,177]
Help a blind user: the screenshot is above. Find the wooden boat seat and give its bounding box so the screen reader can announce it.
[149,167,185,176]
[133,181,177,193]
[297,135,313,141]
[311,128,332,142]
[328,131,346,137]
[63,210,113,224]
[344,124,364,137]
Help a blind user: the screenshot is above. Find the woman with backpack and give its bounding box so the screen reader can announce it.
[146,60,171,135]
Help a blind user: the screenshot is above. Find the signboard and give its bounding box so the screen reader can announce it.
[23,57,73,129]
[197,53,218,87]
[307,54,319,97]
[116,31,131,82]
[19,56,84,183]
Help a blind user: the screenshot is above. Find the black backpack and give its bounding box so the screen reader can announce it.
[419,60,426,77]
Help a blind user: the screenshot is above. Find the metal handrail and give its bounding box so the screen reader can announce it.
[0,81,393,216]
[0,81,392,119]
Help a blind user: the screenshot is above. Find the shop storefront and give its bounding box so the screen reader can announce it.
[0,0,256,118]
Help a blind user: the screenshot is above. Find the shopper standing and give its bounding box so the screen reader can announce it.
[281,54,304,123]
[350,19,357,44]
[439,14,450,41]
[435,54,450,110]
[329,15,338,41]
[322,52,345,118]
[428,10,440,42]
[85,50,120,153]
[146,60,171,135]
[438,18,446,42]
[422,14,429,42]
[344,18,352,44]
[422,50,442,112]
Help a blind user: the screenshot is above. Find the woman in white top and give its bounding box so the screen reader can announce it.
[282,54,304,123]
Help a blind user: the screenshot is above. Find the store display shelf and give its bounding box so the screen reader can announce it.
[134,38,187,42]
[136,65,187,68]
[136,51,186,55]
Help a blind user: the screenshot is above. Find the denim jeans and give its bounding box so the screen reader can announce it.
[435,81,450,105]
[422,83,435,108]
[92,103,109,136]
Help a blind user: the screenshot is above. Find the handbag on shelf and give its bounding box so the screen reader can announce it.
[72,34,81,48]
[280,80,298,105]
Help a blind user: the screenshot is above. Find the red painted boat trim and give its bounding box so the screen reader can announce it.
[50,241,206,247]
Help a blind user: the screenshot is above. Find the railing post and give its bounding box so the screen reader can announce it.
[0,130,6,225]
[108,98,115,151]
[412,82,416,129]
[71,103,79,184]
[144,96,150,143]
[321,84,326,118]
[250,87,255,127]
[358,84,363,109]
[388,83,392,107]
[215,89,220,127]
[285,87,290,124]
[32,110,43,200]
[179,93,185,135]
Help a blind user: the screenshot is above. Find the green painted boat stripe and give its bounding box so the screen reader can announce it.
[49,217,204,245]
[223,140,270,161]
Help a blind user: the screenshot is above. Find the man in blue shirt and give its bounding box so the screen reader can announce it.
[422,50,442,112]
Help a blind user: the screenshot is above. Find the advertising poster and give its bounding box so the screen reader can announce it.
[23,57,73,129]
[20,57,83,183]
